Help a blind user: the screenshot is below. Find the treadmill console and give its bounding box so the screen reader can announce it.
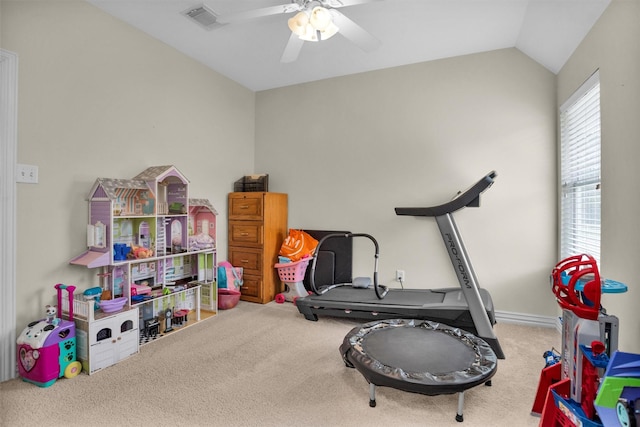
[395,171,497,218]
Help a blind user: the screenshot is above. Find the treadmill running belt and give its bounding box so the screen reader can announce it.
[310,287,447,305]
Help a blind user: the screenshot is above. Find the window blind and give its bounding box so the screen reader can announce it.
[560,71,601,263]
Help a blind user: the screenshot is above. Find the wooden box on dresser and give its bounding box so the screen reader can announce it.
[228,192,288,304]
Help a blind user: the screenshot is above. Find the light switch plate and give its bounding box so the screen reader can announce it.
[16,163,38,184]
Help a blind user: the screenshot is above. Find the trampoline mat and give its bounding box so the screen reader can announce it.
[340,319,498,395]
[362,328,476,373]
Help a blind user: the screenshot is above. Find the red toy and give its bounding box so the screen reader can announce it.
[534,254,626,427]
[550,254,601,320]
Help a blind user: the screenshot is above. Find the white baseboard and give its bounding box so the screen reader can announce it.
[495,310,559,329]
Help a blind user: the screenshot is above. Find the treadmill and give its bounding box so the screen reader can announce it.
[295,171,504,359]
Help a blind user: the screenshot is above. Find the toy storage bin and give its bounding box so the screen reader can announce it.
[218,289,241,310]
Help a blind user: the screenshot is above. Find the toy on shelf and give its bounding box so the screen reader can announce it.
[128,244,154,259]
[98,296,128,313]
[83,286,102,310]
[140,316,160,344]
[162,307,174,333]
[16,284,83,387]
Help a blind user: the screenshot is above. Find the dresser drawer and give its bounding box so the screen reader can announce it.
[239,275,261,299]
[229,194,263,220]
[228,247,262,276]
[229,221,263,247]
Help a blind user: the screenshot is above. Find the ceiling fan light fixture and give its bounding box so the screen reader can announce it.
[309,6,332,31]
[288,5,339,42]
[299,26,319,42]
[288,11,310,36]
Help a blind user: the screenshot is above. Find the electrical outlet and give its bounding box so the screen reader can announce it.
[16,163,39,184]
[395,270,405,282]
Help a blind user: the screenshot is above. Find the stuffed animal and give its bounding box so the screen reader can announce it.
[45,305,59,326]
[128,245,154,259]
[45,305,56,322]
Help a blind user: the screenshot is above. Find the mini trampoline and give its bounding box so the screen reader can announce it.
[340,319,498,422]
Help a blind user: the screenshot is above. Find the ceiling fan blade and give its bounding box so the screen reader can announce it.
[325,0,384,8]
[217,3,302,24]
[281,32,305,63]
[329,9,381,52]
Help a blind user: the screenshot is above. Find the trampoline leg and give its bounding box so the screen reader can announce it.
[456,391,465,422]
[369,383,377,408]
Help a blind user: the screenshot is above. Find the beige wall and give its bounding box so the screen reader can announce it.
[255,48,559,319]
[558,0,640,353]
[5,0,599,343]
[1,0,256,332]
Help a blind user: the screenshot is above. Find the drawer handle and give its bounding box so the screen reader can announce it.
[240,232,249,236]
[239,205,249,209]
[241,259,249,263]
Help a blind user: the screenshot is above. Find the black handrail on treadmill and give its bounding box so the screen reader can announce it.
[395,171,497,217]
[309,233,388,300]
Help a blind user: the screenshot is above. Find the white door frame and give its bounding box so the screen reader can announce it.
[1,49,18,382]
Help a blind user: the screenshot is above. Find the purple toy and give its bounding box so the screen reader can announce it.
[16,284,82,387]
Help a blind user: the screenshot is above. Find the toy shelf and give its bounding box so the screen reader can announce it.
[111,247,214,266]
[129,282,201,309]
[59,284,201,322]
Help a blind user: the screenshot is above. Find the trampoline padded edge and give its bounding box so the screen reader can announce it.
[339,319,498,396]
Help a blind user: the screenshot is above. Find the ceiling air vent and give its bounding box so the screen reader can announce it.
[183,4,220,30]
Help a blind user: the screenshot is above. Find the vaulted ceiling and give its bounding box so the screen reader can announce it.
[87,0,611,91]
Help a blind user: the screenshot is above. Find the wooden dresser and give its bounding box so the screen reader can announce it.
[228,192,288,304]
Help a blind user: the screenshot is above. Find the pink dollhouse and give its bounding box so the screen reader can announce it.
[70,165,190,270]
[68,165,217,317]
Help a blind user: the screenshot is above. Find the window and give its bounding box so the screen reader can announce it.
[560,71,601,263]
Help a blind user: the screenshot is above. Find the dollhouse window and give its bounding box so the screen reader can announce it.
[121,320,134,333]
[96,327,112,342]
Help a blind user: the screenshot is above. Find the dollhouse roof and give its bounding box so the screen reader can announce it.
[90,178,149,201]
[133,165,189,184]
[189,198,218,216]
[69,249,111,268]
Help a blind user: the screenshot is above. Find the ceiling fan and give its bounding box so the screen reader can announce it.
[215,0,382,63]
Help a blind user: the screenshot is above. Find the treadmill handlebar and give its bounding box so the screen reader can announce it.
[395,171,497,218]
[309,233,388,300]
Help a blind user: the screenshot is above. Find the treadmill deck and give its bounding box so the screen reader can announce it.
[296,286,497,336]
